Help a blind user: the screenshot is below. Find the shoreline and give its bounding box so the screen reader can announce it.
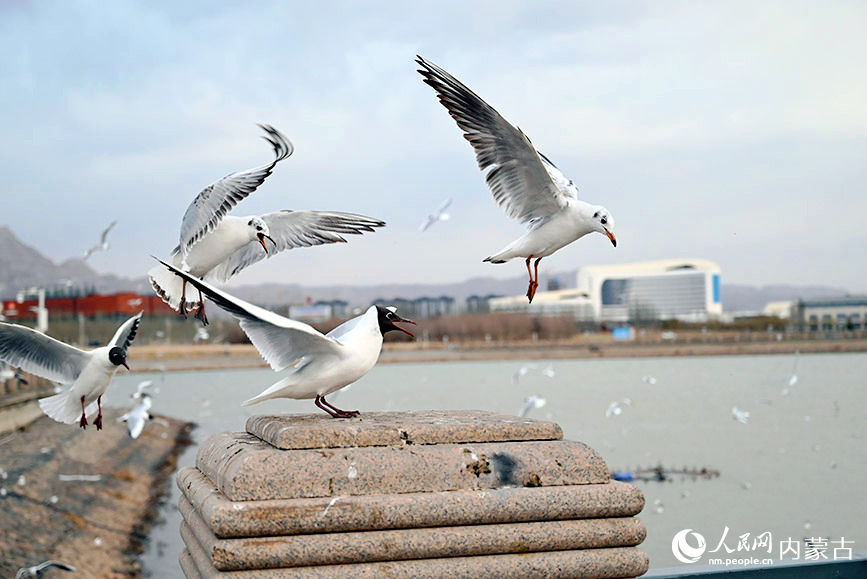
[127,337,867,372]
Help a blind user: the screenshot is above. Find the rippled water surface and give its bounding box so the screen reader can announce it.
[109,352,866,573]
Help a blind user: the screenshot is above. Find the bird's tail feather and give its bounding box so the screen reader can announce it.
[148,263,199,313]
[38,391,97,424]
[241,375,298,407]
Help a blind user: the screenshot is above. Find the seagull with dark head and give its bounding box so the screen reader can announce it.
[148,124,386,325]
[416,56,617,302]
[15,561,76,578]
[157,258,414,418]
[0,313,141,430]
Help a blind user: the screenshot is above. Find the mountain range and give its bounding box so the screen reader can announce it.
[0,225,852,312]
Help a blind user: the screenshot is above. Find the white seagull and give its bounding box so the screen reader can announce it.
[518,394,547,418]
[15,561,76,578]
[148,124,386,324]
[157,259,415,417]
[416,56,617,302]
[419,197,453,232]
[0,313,141,430]
[83,220,117,260]
[118,393,153,439]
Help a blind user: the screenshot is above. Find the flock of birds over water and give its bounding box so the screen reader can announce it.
[0,55,619,433]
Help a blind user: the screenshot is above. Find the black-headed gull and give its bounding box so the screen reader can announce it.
[416,56,617,302]
[83,220,117,260]
[149,124,386,324]
[0,313,141,430]
[419,197,453,232]
[118,393,152,439]
[15,561,76,578]
[157,259,414,418]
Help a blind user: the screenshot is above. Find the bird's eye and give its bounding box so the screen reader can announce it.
[387,312,393,319]
[593,212,599,218]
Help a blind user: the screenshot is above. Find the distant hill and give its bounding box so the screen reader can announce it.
[0,225,853,311]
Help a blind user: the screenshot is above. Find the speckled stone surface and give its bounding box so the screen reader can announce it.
[177,467,645,538]
[196,433,609,501]
[182,498,646,571]
[246,410,563,450]
[180,549,202,579]
[182,522,649,578]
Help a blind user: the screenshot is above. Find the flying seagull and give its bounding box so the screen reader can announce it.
[15,561,76,578]
[419,197,453,232]
[118,393,153,439]
[83,220,117,260]
[148,124,386,325]
[0,313,141,429]
[157,259,414,417]
[416,56,616,302]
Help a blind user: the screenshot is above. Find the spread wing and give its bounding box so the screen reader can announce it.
[206,210,386,283]
[157,258,342,371]
[100,220,117,244]
[0,323,89,384]
[416,56,571,224]
[108,313,142,355]
[178,125,294,264]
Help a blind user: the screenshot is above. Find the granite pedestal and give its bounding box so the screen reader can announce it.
[178,410,649,578]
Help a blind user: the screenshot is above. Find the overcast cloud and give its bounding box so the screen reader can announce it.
[1,1,865,291]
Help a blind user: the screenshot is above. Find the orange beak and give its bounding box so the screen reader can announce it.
[604,228,617,247]
[257,232,274,253]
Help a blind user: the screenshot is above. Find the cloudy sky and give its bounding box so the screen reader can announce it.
[1,1,865,291]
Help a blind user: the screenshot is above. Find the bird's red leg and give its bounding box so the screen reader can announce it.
[79,396,87,429]
[320,396,359,418]
[94,395,103,431]
[525,256,534,301]
[178,279,188,319]
[315,394,342,418]
[529,257,542,302]
[194,279,209,326]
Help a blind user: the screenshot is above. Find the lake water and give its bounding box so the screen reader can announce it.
[110,352,867,574]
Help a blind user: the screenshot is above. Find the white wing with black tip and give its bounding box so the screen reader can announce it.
[108,312,143,355]
[178,124,294,264]
[207,210,386,283]
[416,56,571,225]
[156,259,342,371]
[0,323,89,385]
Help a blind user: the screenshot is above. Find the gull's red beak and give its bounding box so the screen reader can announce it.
[122,362,130,371]
[604,228,617,247]
[394,316,416,338]
[257,232,271,253]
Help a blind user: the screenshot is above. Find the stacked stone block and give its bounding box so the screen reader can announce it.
[178,410,649,578]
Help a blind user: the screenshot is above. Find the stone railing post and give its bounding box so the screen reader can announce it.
[177,410,649,578]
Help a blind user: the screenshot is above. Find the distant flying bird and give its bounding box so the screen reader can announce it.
[511,363,538,384]
[419,197,453,232]
[118,393,153,439]
[133,379,159,399]
[0,313,141,429]
[641,375,657,385]
[416,56,616,303]
[518,394,546,418]
[731,406,750,425]
[541,364,556,378]
[15,561,76,578]
[158,259,415,417]
[148,124,386,325]
[782,350,800,395]
[82,220,117,260]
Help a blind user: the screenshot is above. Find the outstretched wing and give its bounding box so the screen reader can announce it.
[108,313,142,355]
[416,56,570,224]
[157,258,342,371]
[100,220,117,244]
[207,210,386,283]
[178,125,294,263]
[0,323,89,384]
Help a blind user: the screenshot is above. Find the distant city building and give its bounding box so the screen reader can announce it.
[465,294,503,314]
[373,296,455,319]
[2,292,171,320]
[491,259,723,323]
[791,296,867,331]
[763,300,795,319]
[289,304,333,323]
[314,299,350,319]
[547,277,563,291]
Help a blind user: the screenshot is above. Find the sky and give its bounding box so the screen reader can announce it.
[1,0,866,292]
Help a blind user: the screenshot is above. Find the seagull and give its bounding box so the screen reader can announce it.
[148,124,386,325]
[133,379,159,399]
[416,56,616,303]
[0,313,141,430]
[419,197,453,232]
[118,393,152,439]
[782,350,800,395]
[157,259,415,417]
[732,406,750,425]
[519,394,546,418]
[511,363,538,384]
[641,375,658,385]
[83,220,117,260]
[15,561,76,578]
